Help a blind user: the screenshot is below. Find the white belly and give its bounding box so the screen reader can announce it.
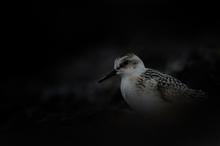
[120,76,171,115]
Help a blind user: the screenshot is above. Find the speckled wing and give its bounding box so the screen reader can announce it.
[144,69,206,103]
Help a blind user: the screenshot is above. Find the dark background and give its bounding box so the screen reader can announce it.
[1,1,220,145]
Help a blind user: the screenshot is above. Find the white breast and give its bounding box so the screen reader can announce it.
[120,76,169,114]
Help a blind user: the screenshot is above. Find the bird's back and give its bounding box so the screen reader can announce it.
[141,68,206,102]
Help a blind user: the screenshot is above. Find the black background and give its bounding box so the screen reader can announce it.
[1,1,220,145]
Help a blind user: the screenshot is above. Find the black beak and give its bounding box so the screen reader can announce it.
[98,69,117,83]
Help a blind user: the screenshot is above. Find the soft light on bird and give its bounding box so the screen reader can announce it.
[98,53,206,120]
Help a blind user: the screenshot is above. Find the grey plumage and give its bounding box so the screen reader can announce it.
[138,68,206,103]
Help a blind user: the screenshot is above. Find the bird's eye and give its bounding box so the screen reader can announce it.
[121,60,129,66]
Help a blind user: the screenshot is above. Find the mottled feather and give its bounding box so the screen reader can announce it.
[140,68,206,103]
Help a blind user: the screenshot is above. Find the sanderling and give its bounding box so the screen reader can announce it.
[98,53,206,118]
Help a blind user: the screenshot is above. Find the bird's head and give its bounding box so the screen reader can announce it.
[98,53,146,83]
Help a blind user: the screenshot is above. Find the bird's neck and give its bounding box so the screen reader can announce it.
[121,66,146,79]
[136,65,147,74]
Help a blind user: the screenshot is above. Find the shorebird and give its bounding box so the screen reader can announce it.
[98,53,206,119]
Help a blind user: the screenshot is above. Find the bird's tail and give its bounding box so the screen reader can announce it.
[185,89,207,102]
